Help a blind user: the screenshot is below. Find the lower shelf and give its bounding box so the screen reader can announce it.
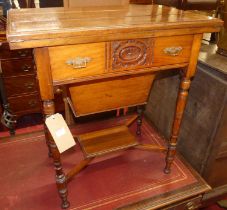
[77,125,139,158]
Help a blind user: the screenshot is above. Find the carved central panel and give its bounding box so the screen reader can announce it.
[110,39,152,71]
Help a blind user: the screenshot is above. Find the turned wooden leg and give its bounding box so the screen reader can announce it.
[164,76,191,174]
[44,125,52,157]
[43,100,70,208]
[136,106,143,135]
[164,34,203,174]
[43,100,55,157]
[50,134,70,209]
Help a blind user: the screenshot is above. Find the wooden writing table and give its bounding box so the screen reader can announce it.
[7,4,222,209]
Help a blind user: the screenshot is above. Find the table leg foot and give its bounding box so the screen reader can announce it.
[60,188,70,209]
[164,168,171,174]
[136,106,143,136]
[61,201,70,209]
[164,148,175,174]
[56,171,69,209]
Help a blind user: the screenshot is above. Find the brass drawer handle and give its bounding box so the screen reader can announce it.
[24,82,35,89]
[66,57,92,69]
[22,64,32,72]
[163,46,183,56]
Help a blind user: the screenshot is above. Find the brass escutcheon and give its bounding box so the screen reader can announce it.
[66,57,92,69]
[163,46,183,56]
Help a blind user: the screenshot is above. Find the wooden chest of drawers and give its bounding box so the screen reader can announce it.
[0,42,41,118]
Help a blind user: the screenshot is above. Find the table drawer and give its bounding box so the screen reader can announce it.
[153,35,193,66]
[4,75,38,97]
[49,42,106,82]
[48,36,193,82]
[1,58,35,76]
[108,38,152,71]
[162,195,202,210]
[8,94,41,113]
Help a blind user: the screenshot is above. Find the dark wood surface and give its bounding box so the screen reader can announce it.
[179,0,219,10]
[0,42,32,59]
[39,0,63,8]
[131,0,178,7]
[0,58,35,76]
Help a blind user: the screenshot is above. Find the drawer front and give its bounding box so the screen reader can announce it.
[0,42,32,59]
[8,94,41,113]
[1,58,35,76]
[49,42,106,82]
[4,76,38,97]
[108,38,152,71]
[162,196,202,210]
[153,35,193,66]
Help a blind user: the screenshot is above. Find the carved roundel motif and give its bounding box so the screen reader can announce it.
[112,39,150,70]
[119,46,142,61]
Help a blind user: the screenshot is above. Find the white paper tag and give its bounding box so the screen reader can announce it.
[45,113,76,153]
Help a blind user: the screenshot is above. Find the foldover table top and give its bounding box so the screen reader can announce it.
[7,4,223,49]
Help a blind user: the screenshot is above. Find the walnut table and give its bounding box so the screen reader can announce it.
[7,4,222,209]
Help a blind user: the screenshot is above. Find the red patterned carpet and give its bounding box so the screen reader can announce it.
[0,116,225,210]
[0,124,44,138]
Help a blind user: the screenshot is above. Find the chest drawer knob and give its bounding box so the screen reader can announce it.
[22,64,32,72]
[66,57,92,69]
[163,46,183,56]
[17,50,29,57]
[28,99,38,108]
[24,82,35,90]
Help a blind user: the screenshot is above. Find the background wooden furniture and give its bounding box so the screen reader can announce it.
[0,1,40,133]
[131,0,219,10]
[0,101,5,132]
[39,0,63,8]
[0,14,17,134]
[145,43,227,205]
[130,0,175,6]
[0,15,42,133]
[7,4,222,209]
[11,0,35,8]
[217,0,227,56]
[0,13,7,133]
[0,1,66,133]
[0,42,41,119]
[178,0,220,10]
